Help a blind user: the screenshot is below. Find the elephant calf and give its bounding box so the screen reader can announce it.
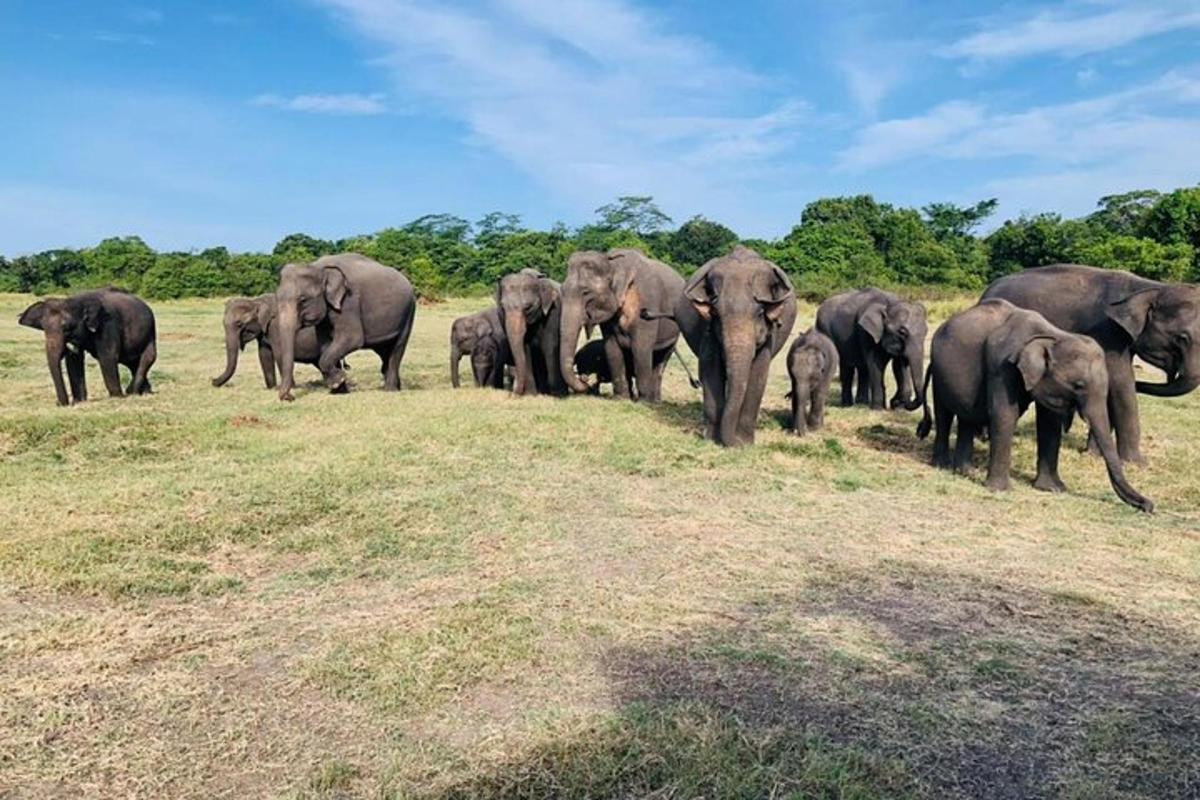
[572,339,677,397]
[212,294,329,389]
[917,299,1152,512]
[18,287,157,406]
[470,334,511,389]
[450,307,509,388]
[786,329,837,436]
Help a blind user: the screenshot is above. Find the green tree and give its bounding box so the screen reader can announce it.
[1069,236,1195,282]
[667,215,738,270]
[403,214,472,242]
[1138,188,1200,271]
[985,214,1081,281]
[1089,190,1161,236]
[921,199,998,240]
[473,212,524,246]
[593,196,673,236]
[80,236,156,290]
[272,233,336,262]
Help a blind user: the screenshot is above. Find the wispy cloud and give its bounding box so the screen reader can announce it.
[251,92,388,115]
[127,7,163,25]
[943,1,1200,62]
[93,31,156,46]
[313,0,804,220]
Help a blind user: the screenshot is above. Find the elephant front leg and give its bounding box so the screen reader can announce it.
[807,382,827,431]
[65,349,87,403]
[603,336,630,399]
[698,344,723,441]
[257,342,278,389]
[629,336,658,403]
[838,355,855,406]
[1032,405,1067,492]
[96,342,125,398]
[865,352,886,410]
[984,377,1020,491]
[1105,354,1145,464]
[889,358,912,410]
[318,334,362,394]
[735,349,771,445]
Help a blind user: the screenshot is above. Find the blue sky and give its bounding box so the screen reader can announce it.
[2,0,1199,253]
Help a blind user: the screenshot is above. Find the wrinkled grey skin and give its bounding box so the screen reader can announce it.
[815,288,927,411]
[917,299,1152,512]
[572,338,673,397]
[675,246,797,447]
[470,334,510,389]
[559,249,682,402]
[496,269,565,396]
[274,253,416,401]
[18,288,156,406]
[983,264,1200,464]
[450,307,506,388]
[212,294,326,389]
[786,329,838,436]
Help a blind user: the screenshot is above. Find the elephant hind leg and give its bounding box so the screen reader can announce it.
[127,342,156,395]
[383,310,416,391]
[953,420,978,474]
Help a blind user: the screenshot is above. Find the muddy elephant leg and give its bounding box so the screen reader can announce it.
[1032,405,1067,492]
[65,349,87,403]
[604,336,630,399]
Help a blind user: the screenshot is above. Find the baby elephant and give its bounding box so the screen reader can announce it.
[470,333,511,389]
[917,299,1152,512]
[572,339,681,397]
[786,329,837,435]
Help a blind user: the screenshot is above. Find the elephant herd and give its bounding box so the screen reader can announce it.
[16,250,1200,513]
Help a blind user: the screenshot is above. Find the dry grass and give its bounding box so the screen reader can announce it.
[1,293,1198,799]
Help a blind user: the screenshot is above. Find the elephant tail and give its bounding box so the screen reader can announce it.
[915,368,934,440]
[672,347,700,389]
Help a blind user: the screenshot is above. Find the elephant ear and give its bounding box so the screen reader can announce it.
[80,296,105,333]
[537,279,559,315]
[684,260,717,320]
[1107,288,1159,340]
[1013,336,1055,391]
[323,266,349,312]
[756,264,793,323]
[607,251,636,302]
[857,303,887,343]
[256,298,276,331]
[18,301,47,329]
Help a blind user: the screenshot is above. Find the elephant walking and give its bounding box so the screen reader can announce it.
[18,287,156,406]
[496,269,565,396]
[982,263,1200,464]
[786,329,838,436]
[273,253,416,401]
[212,294,329,389]
[558,249,682,403]
[674,246,797,447]
[815,289,927,411]
[450,307,509,388]
[917,298,1151,512]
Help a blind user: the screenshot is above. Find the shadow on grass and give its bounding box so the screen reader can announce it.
[417,565,1200,800]
[646,398,705,439]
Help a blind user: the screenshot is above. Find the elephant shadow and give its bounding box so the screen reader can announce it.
[646,399,706,438]
[418,564,1200,799]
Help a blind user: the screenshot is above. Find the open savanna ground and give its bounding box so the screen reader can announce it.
[1,292,1198,799]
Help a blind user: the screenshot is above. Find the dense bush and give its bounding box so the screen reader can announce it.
[2,188,1196,301]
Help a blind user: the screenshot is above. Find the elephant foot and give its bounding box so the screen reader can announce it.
[279,391,295,402]
[1120,450,1147,467]
[984,475,1010,492]
[1032,474,1068,493]
[889,395,910,411]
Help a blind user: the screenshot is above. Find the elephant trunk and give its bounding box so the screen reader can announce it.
[1082,399,1153,512]
[450,339,463,389]
[916,367,934,439]
[45,339,69,406]
[212,322,241,387]
[905,339,926,412]
[1135,351,1200,397]
[275,303,299,401]
[719,325,755,447]
[558,295,591,394]
[504,310,531,395]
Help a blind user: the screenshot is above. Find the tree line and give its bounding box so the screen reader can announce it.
[2,187,1198,301]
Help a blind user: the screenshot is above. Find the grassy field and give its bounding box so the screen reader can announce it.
[1,292,1198,799]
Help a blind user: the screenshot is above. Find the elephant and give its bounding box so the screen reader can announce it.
[18,287,156,406]
[450,307,507,388]
[916,298,1152,512]
[816,288,927,411]
[211,294,328,389]
[982,263,1200,464]
[572,338,679,396]
[470,331,511,389]
[786,329,838,436]
[674,246,798,447]
[495,269,565,396]
[273,253,416,401]
[558,248,683,403]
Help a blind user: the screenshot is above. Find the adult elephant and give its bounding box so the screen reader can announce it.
[274,253,416,402]
[212,294,327,389]
[917,298,1152,512]
[983,264,1200,463]
[449,307,506,388]
[558,249,682,402]
[18,287,156,406]
[674,246,797,447]
[815,288,927,411]
[496,269,565,396]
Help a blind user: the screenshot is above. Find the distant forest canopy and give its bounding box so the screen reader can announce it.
[3,186,1198,301]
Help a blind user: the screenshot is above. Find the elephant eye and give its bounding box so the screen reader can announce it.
[1073,379,1086,391]
[899,326,910,337]
[1175,331,1191,345]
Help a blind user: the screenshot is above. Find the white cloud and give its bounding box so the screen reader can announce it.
[127,7,163,25]
[93,31,156,46]
[313,0,804,223]
[251,92,388,115]
[837,101,985,170]
[943,1,1200,62]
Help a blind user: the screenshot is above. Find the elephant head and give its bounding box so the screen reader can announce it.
[1010,331,1152,512]
[685,246,796,447]
[558,250,639,392]
[212,295,275,387]
[496,269,559,395]
[18,295,104,406]
[450,314,494,389]
[858,299,927,410]
[274,261,348,401]
[1108,283,1200,397]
